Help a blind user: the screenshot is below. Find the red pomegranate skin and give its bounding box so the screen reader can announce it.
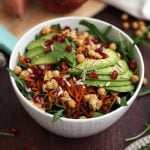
[41,0,87,13]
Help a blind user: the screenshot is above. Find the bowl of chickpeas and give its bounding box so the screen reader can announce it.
[9,17,144,138]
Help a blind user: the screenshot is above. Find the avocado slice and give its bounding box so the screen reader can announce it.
[93,59,129,75]
[69,49,119,75]
[106,85,135,92]
[24,46,44,58]
[26,32,56,50]
[84,79,132,87]
[85,70,133,81]
[31,41,77,67]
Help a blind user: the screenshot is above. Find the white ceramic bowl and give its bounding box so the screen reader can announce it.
[9,17,144,138]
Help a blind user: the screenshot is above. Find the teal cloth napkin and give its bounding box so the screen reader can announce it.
[0,25,18,55]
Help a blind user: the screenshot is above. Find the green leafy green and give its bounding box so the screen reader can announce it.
[93,112,103,117]
[79,20,107,44]
[0,132,15,137]
[55,104,66,109]
[120,96,128,106]
[53,109,64,121]
[51,23,61,31]
[7,68,32,99]
[139,88,150,96]
[125,124,150,142]
[103,26,112,42]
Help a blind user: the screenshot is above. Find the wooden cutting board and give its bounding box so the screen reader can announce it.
[0,0,106,38]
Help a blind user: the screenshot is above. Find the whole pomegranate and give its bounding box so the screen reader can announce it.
[41,0,87,13]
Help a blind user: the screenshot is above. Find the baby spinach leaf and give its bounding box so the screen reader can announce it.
[53,109,64,122]
[120,96,128,106]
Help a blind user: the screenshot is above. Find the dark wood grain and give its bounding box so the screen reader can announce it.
[0,6,150,150]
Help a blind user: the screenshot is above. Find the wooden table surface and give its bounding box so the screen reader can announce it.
[0,6,150,150]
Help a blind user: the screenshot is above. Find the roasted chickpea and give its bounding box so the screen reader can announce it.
[143,77,148,86]
[134,30,143,36]
[122,22,130,30]
[121,13,129,20]
[131,75,139,84]
[97,87,106,96]
[109,43,117,50]
[41,27,51,35]
[131,21,139,29]
[14,66,22,75]
[82,32,89,38]
[68,100,76,109]
[76,54,85,63]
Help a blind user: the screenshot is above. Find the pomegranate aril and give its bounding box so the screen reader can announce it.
[34,96,41,103]
[96,47,103,53]
[111,70,118,80]
[64,26,71,31]
[29,73,38,80]
[31,68,42,75]
[45,64,51,70]
[66,109,72,117]
[84,38,89,45]
[57,79,66,87]
[93,39,100,44]
[73,111,80,119]
[89,72,99,79]
[44,47,51,54]
[11,127,20,135]
[44,40,53,46]
[26,81,32,88]
[52,35,58,40]
[101,52,109,59]
[129,59,137,70]
[65,45,72,52]
[24,58,31,63]
[57,35,65,43]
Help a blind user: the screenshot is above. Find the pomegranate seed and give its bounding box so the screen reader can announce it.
[26,81,32,88]
[84,38,89,45]
[73,111,80,119]
[102,105,108,112]
[29,73,38,80]
[45,64,51,70]
[24,58,31,63]
[129,59,137,70]
[89,72,99,79]
[24,145,30,150]
[52,35,58,40]
[66,109,72,117]
[11,127,20,135]
[93,39,100,44]
[64,26,71,31]
[34,96,41,103]
[44,47,51,54]
[44,40,53,46]
[101,52,109,59]
[65,45,72,52]
[96,47,104,53]
[57,35,65,43]
[57,79,66,87]
[82,50,89,57]
[31,68,42,75]
[111,70,118,80]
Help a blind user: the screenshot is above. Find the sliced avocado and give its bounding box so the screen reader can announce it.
[93,59,129,75]
[85,70,133,81]
[31,52,60,65]
[31,41,77,67]
[26,32,56,50]
[24,46,44,58]
[84,79,132,87]
[69,49,119,75]
[106,85,135,92]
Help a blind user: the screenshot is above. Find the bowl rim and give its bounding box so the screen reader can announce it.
[9,16,144,123]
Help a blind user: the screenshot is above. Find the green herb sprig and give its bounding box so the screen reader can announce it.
[125,124,150,142]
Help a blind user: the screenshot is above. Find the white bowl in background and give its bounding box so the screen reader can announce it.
[9,17,144,138]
